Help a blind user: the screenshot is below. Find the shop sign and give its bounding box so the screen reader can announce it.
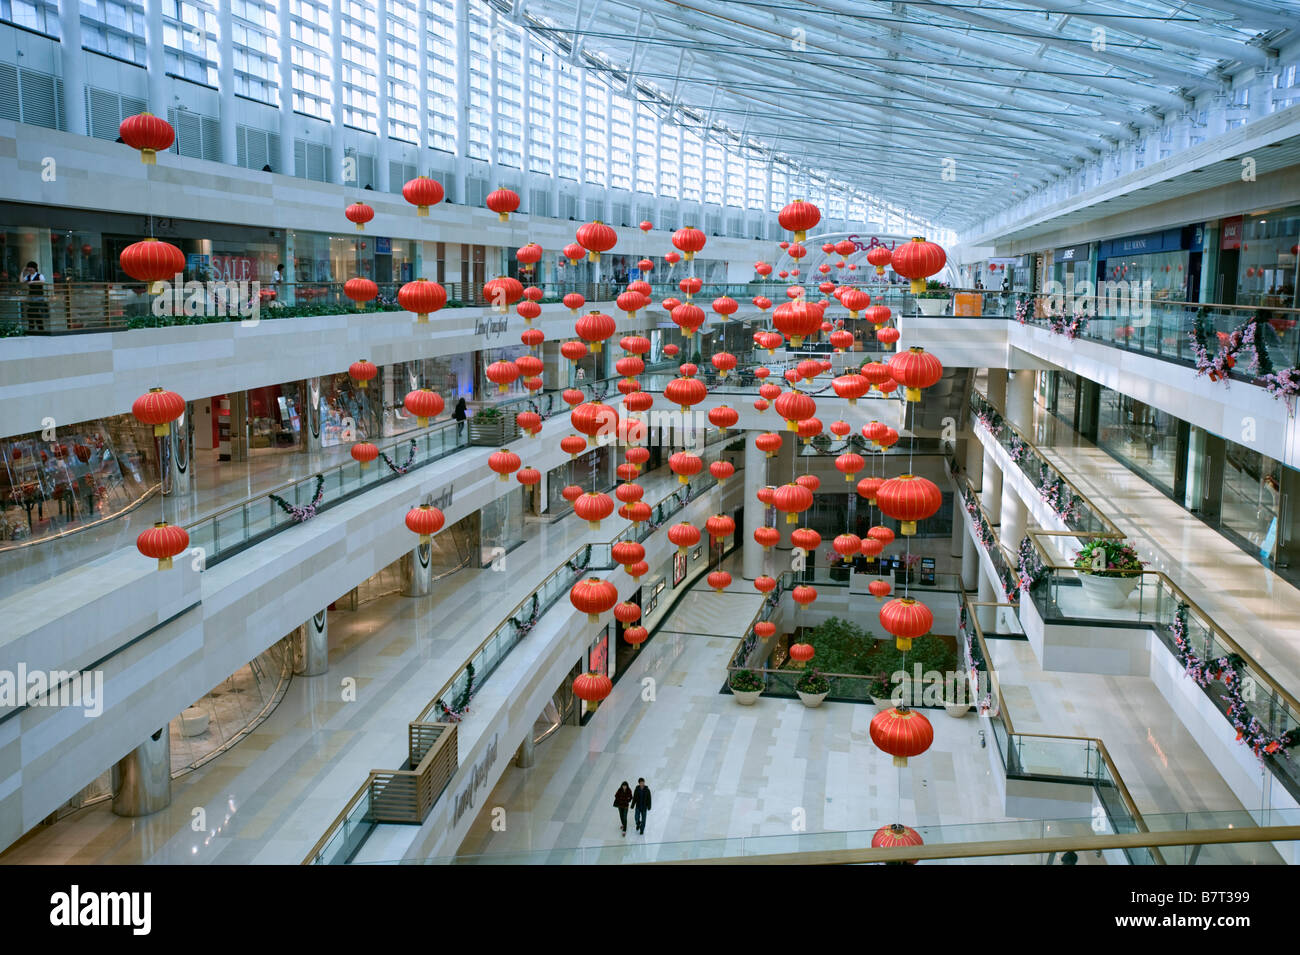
[210,254,259,282]
[1099,228,1181,259]
[589,630,608,676]
[375,237,392,255]
[843,234,902,252]
[1220,216,1243,250]
[474,314,508,337]
[1187,223,1205,253]
[1054,244,1088,262]
[452,733,499,825]
[428,484,453,511]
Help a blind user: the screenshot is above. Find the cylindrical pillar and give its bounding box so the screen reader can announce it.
[276,0,294,174]
[1001,488,1028,556]
[961,524,979,592]
[294,610,329,676]
[986,368,1007,411]
[401,542,433,596]
[742,431,766,579]
[159,401,193,498]
[1006,369,1035,432]
[218,0,237,166]
[976,567,997,633]
[59,0,87,136]
[981,447,1002,525]
[111,727,171,817]
[143,0,167,116]
[515,732,536,768]
[329,2,346,186]
[963,433,983,488]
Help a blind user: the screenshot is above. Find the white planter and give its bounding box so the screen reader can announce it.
[1077,572,1140,609]
[916,298,947,316]
[944,702,972,718]
[731,688,762,706]
[874,697,895,712]
[797,689,828,708]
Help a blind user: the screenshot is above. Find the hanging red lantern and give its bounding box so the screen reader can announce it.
[754,575,777,595]
[625,446,650,470]
[617,290,648,319]
[889,347,944,402]
[561,340,590,362]
[668,522,701,555]
[867,246,892,276]
[711,297,738,321]
[485,360,520,394]
[639,220,654,233]
[576,311,617,352]
[485,187,520,221]
[841,288,871,318]
[891,236,947,294]
[710,460,735,483]
[861,538,884,558]
[708,405,739,434]
[348,359,378,389]
[559,435,587,459]
[755,432,782,458]
[833,239,856,258]
[488,448,522,481]
[664,251,681,266]
[516,466,541,486]
[829,329,854,352]
[520,328,545,349]
[671,302,706,337]
[772,300,823,347]
[120,238,185,293]
[788,642,815,664]
[754,621,776,639]
[612,540,646,566]
[865,305,892,327]
[876,326,901,350]
[707,571,732,594]
[483,275,524,311]
[830,419,851,437]
[345,201,375,231]
[869,580,892,602]
[778,200,821,242]
[705,514,736,542]
[516,241,543,265]
[668,451,703,484]
[796,418,822,444]
[868,525,896,548]
[791,584,818,607]
[623,625,649,647]
[754,526,780,550]
[615,601,642,624]
[623,391,653,413]
[880,596,933,651]
[136,521,189,570]
[876,475,941,535]
[672,226,707,261]
[402,175,444,215]
[344,277,378,307]
[753,295,772,312]
[576,220,618,262]
[791,528,821,553]
[398,279,447,323]
[833,533,862,559]
[405,504,446,544]
[573,670,614,707]
[871,706,934,767]
[350,442,378,468]
[832,374,870,405]
[774,390,816,432]
[515,354,543,378]
[574,492,614,529]
[627,280,652,297]
[835,452,865,482]
[562,484,585,503]
[615,483,644,506]
[625,556,650,577]
[563,291,586,314]
[132,387,186,436]
[773,482,813,525]
[856,476,884,503]
[515,411,542,437]
[119,112,175,164]
[664,375,708,413]
[872,823,923,862]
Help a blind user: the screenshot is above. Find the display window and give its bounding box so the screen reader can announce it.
[1236,206,1299,308]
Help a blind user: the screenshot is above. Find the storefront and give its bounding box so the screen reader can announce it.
[1097,225,1204,303]
[1219,206,1299,308]
[1051,243,1094,290]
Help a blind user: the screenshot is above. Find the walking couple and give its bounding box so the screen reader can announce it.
[613,778,651,836]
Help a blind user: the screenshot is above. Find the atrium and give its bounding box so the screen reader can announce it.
[0,0,1299,885]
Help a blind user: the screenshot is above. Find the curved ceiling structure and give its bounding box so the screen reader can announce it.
[498,0,1299,233]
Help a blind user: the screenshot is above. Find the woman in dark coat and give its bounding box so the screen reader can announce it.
[613,781,633,835]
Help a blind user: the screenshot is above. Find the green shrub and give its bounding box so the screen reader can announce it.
[729,669,763,692]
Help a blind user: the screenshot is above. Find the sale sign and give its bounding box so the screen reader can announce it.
[210,255,259,282]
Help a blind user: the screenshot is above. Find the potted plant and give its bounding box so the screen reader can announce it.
[795,668,831,708]
[467,405,519,446]
[915,280,951,316]
[944,675,974,718]
[729,669,764,705]
[1073,539,1144,609]
[868,675,897,711]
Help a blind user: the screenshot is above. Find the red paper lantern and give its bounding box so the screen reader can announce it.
[405,504,445,543]
[489,448,522,481]
[517,466,540,487]
[615,601,642,624]
[871,705,934,766]
[872,823,923,862]
[672,226,707,261]
[563,291,586,314]
[345,201,375,231]
[755,432,782,457]
[573,669,614,707]
[835,452,865,481]
[710,460,735,483]
[485,187,520,221]
[576,311,617,352]
[796,418,822,444]
[670,302,706,337]
[349,359,378,388]
[791,527,822,552]
[516,242,543,264]
[485,360,520,393]
[789,642,815,663]
[829,330,855,352]
[877,474,941,535]
[664,376,708,413]
[612,541,646,565]
[889,347,944,402]
[665,252,681,265]
[617,289,648,319]
[868,525,896,547]
[562,388,586,408]
[867,246,892,275]
[856,476,884,503]
[623,392,653,413]
[778,200,821,241]
[708,405,739,434]
[344,277,378,306]
[705,514,736,542]
[483,275,524,311]
[639,221,654,233]
[399,279,447,323]
[773,482,813,525]
[668,522,701,554]
[891,236,947,294]
[833,533,862,558]
[562,484,584,503]
[772,300,822,347]
[119,112,175,164]
[120,238,185,293]
[880,597,933,651]
[754,526,780,550]
[576,220,618,261]
[669,451,703,484]
[624,625,649,646]
[350,442,378,468]
[791,584,817,607]
[876,326,901,349]
[561,340,590,362]
[841,288,871,318]
[865,305,892,326]
[754,575,777,595]
[754,621,776,638]
[136,521,189,570]
[574,492,614,529]
[774,390,816,431]
[832,374,870,405]
[515,354,543,378]
[516,411,542,436]
[869,580,892,602]
[132,387,186,436]
[707,571,732,594]
[402,175,444,215]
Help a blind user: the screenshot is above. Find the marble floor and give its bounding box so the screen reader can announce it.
[455,569,1018,863]
[0,458,704,864]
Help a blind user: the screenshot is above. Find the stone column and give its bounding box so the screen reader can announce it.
[300,378,323,453]
[143,0,167,116]
[218,0,237,166]
[976,566,997,634]
[742,431,766,580]
[59,0,86,136]
[294,610,329,676]
[964,432,984,488]
[329,1,346,186]
[277,0,294,175]
[1000,486,1028,558]
[401,541,433,596]
[1006,369,1036,432]
[111,727,171,817]
[961,524,979,592]
[158,401,193,498]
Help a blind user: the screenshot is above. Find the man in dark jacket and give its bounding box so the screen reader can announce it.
[631,778,651,834]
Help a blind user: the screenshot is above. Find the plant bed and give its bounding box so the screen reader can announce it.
[795,668,830,708]
[1073,539,1144,609]
[728,669,764,705]
[468,407,521,446]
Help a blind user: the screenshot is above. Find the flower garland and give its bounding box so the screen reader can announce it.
[1168,603,1289,761]
[965,497,995,551]
[511,593,541,638]
[380,439,418,474]
[270,474,325,523]
[1017,534,1047,592]
[1046,307,1089,340]
[1038,471,1081,525]
[1261,367,1300,405]
[1014,296,1031,325]
[974,408,1003,439]
[436,662,475,723]
[1007,433,1028,464]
